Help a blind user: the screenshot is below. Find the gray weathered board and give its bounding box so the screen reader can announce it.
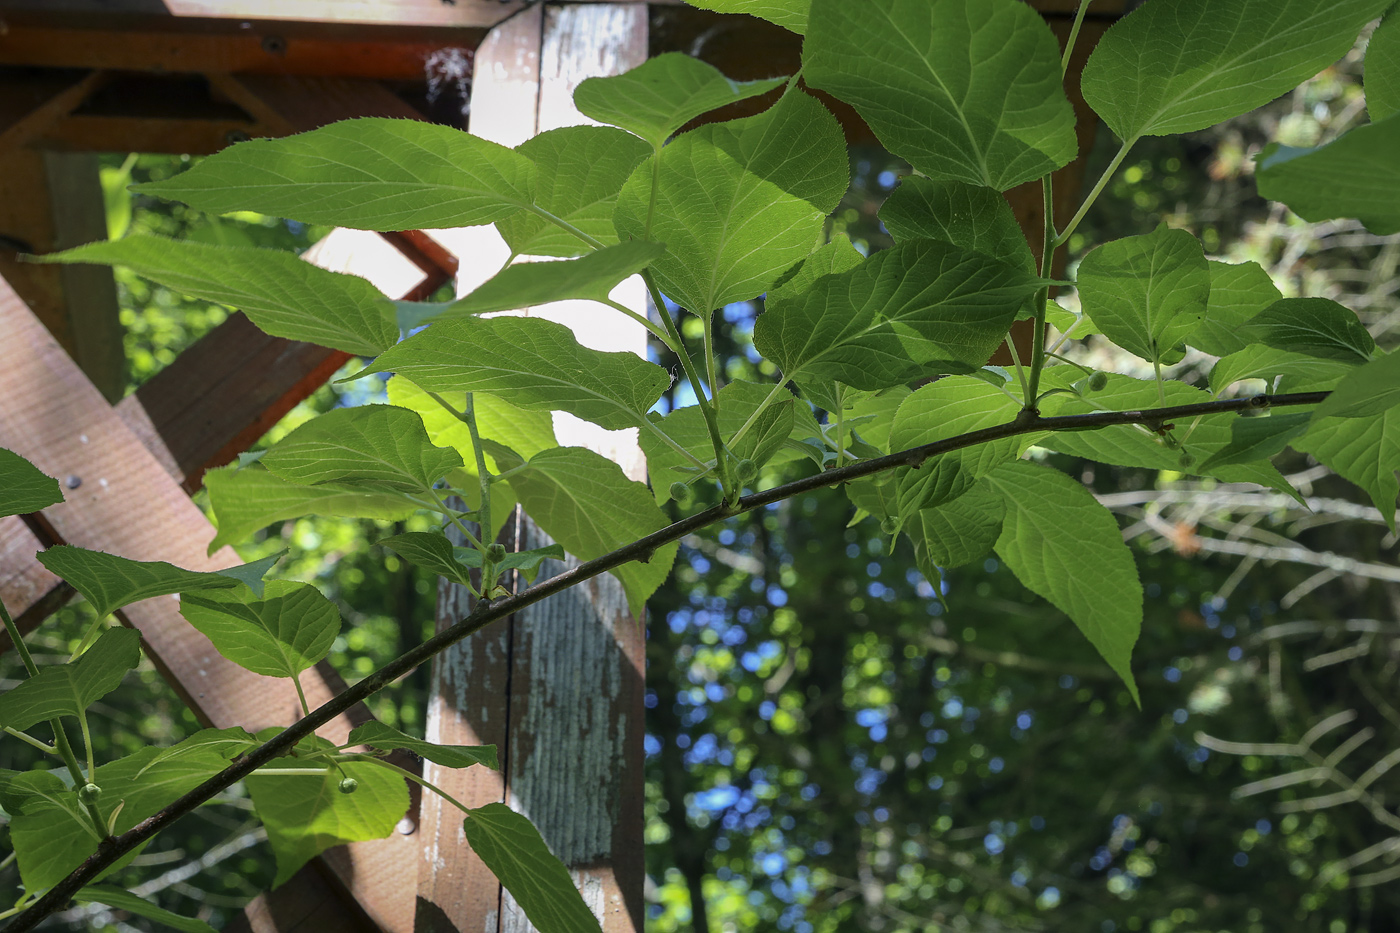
[416,5,648,932]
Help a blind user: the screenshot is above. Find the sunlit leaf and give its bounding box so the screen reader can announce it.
[754,239,1044,392]
[880,177,1036,272]
[1292,408,1400,532]
[889,377,1033,527]
[37,236,398,356]
[0,448,62,517]
[1082,0,1390,140]
[575,54,786,150]
[247,740,409,887]
[986,460,1141,704]
[179,581,341,680]
[261,405,462,495]
[1367,9,1400,121]
[1209,346,1356,395]
[614,88,848,315]
[462,802,604,933]
[135,118,535,230]
[75,886,217,933]
[0,628,140,731]
[348,721,498,770]
[419,241,666,323]
[1077,223,1209,366]
[1256,114,1400,235]
[204,464,418,554]
[359,317,670,432]
[1197,413,1314,471]
[906,480,1005,573]
[1191,260,1282,357]
[806,0,1076,191]
[506,447,678,614]
[497,125,652,257]
[1240,298,1376,362]
[36,546,281,619]
[1313,350,1400,418]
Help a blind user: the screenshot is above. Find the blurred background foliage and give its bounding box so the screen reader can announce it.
[1,24,1398,933]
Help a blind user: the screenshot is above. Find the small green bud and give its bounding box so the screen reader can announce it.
[1178,451,1196,469]
[485,543,507,563]
[1086,371,1108,392]
[338,777,359,795]
[880,517,899,536]
[735,459,757,482]
[669,481,691,502]
[77,783,102,805]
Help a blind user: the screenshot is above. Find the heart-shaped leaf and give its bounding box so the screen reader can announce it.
[178,581,341,680]
[348,721,498,770]
[36,546,282,619]
[0,448,62,517]
[0,628,141,730]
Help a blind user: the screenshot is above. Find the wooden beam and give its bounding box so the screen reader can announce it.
[416,6,648,931]
[0,0,530,29]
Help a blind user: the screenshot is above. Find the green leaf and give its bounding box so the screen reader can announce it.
[380,531,475,588]
[640,380,815,501]
[574,54,787,150]
[497,125,652,258]
[385,379,554,541]
[35,546,281,619]
[1240,297,1375,362]
[247,744,409,887]
[204,464,418,554]
[348,721,498,770]
[0,448,62,517]
[422,241,666,323]
[388,379,557,463]
[1039,373,1299,495]
[838,387,913,455]
[75,886,218,933]
[461,802,604,933]
[887,377,1031,523]
[135,118,535,230]
[135,727,259,778]
[1082,0,1391,140]
[880,177,1036,272]
[613,89,848,315]
[1367,9,1400,121]
[0,628,140,730]
[1314,350,1400,418]
[1197,413,1314,471]
[261,405,462,495]
[2,742,235,890]
[1191,260,1283,357]
[906,480,1005,573]
[985,460,1141,703]
[358,317,669,432]
[1044,301,1101,341]
[1256,114,1400,235]
[805,0,1076,191]
[1293,408,1400,531]
[37,236,398,356]
[506,447,678,614]
[179,580,341,680]
[1209,346,1356,395]
[754,239,1045,390]
[769,235,865,302]
[1077,223,1209,365]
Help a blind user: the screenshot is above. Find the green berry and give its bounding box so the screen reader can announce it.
[338,777,359,795]
[669,481,691,502]
[735,459,757,482]
[485,543,507,563]
[1086,371,1108,392]
[880,517,899,536]
[1178,451,1196,469]
[77,783,102,805]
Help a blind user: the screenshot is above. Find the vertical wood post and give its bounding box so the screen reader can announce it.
[416,6,648,932]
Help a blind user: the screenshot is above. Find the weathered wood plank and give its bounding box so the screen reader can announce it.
[418,6,647,932]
